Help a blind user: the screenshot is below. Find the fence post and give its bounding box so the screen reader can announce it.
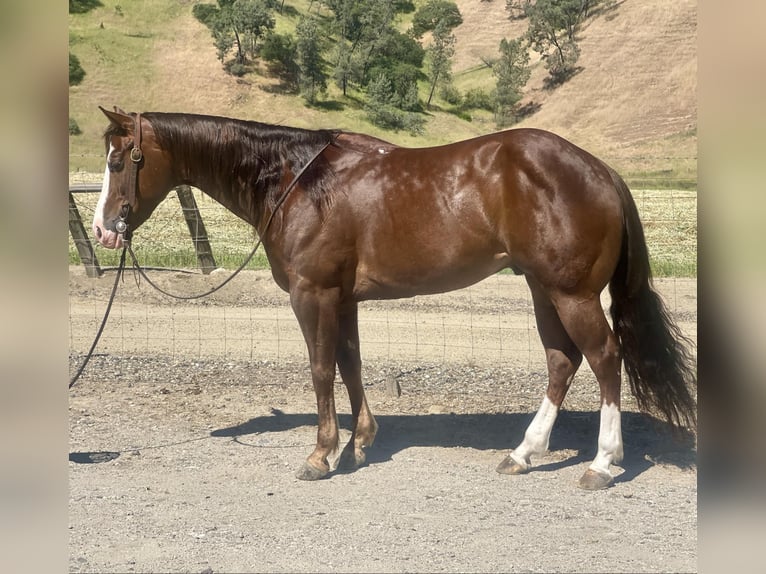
[176,185,218,274]
[68,191,103,278]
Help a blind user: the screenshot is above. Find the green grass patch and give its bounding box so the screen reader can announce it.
[633,189,697,277]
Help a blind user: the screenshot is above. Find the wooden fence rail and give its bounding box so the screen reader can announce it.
[68,184,217,276]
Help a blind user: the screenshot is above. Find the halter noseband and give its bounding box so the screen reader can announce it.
[116,112,143,241]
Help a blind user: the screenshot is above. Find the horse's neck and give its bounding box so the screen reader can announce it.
[173,127,262,227]
[189,171,256,226]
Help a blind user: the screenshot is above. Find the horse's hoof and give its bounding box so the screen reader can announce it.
[295,461,328,481]
[337,445,365,471]
[496,455,529,475]
[578,468,614,490]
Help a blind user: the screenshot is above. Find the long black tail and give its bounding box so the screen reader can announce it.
[607,167,697,430]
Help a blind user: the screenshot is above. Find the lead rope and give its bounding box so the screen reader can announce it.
[69,246,128,388]
[125,236,261,300]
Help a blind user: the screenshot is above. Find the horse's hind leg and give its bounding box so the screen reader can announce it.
[497,277,583,476]
[551,291,624,490]
[336,303,378,471]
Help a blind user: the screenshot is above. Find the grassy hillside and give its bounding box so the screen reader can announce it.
[69,0,696,185]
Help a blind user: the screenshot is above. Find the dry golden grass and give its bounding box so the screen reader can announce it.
[69,0,696,183]
[452,0,531,72]
[517,0,697,178]
[450,0,697,180]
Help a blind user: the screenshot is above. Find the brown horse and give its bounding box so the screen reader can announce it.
[93,107,696,489]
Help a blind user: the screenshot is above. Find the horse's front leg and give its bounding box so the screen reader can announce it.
[290,284,342,481]
[335,303,378,471]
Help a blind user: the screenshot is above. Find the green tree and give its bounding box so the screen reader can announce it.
[525,0,589,85]
[412,0,463,108]
[69,0,103,14]
[462,88,495,112]
[69,52,86,86]
[424,24,456,107]
[232,0,276,60]
[323,0,380,94]
[261,33,299,88]
[492,37,530,127]
[505,0,532,20]
[412,0,463,36]
[69,117,82,135]
[295,17,327,104]
[324,0,420,96]
[192,2,219,27]
[365,72,424,134]
[193,0,276,70]
[365,29,424,110]
[330,41,359,96]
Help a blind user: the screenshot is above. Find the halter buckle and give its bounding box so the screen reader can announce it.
[130,146,143,163]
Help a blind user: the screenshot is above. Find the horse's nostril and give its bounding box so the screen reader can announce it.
[95,226,102,239]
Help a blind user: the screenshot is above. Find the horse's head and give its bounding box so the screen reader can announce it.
[93,107,174,248]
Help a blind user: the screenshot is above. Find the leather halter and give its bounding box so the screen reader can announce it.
[116,112,143,240]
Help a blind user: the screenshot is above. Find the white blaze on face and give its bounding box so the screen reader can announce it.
[92,145,123,249]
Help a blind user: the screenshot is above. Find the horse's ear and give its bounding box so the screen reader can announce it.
[99,106,132,130]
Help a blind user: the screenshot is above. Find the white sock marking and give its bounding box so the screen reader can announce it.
[510,395,559,468]
[589,401,624,476]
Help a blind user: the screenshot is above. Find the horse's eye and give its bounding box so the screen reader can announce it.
[108,158,124,173]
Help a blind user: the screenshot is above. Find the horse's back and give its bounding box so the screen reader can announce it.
[328,130,619,298]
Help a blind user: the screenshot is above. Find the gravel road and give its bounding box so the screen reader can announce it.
[69,267,697,573]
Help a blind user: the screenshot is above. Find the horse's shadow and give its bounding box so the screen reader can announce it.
[211,409,696,483]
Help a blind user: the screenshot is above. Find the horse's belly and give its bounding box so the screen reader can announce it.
[352,252,511,301]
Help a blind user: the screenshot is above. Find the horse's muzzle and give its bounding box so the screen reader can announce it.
[92,222,124,249]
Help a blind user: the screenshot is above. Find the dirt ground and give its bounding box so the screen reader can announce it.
[68,267,697,573]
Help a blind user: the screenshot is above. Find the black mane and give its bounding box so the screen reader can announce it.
[143,112,339,216]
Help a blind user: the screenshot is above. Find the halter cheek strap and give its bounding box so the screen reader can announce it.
[117,112,143,241]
